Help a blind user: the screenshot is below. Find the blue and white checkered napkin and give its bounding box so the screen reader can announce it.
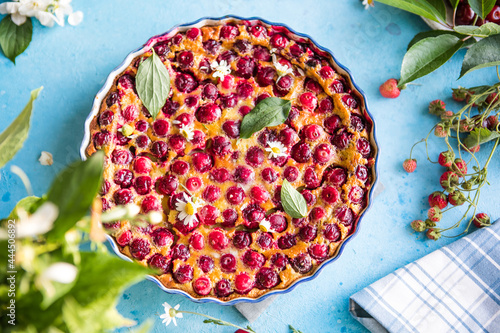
[350,221,500,333]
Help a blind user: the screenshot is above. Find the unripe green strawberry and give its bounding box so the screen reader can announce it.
[429,99,446,116]
[473,213,491,228]
[425,219,436,228]
[448,191,466,206]
[438,151,455,168]
[427,207,442,222]
[426,228,441,240]
[403,159,417,173]
[428,191,448,209]
[411,219,426,232]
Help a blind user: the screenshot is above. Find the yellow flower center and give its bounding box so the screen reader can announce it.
[169,308,176,318]
[185,202,195,215]
[259,225,268,232]
[271,147,281,154]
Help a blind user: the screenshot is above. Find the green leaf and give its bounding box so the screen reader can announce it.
[0,87,42,169]
[280,179,308,218]
[467,0,496,19]
[5,196,42,220]
[46,152,104,241]
[460,34,500,78]
[399,35,464,87]
[136,51,170,120]
[289,325,304,333]
[449,0,460,9]
[463,127,500,147]
[240,98,291,139]
[0,15,32,63]
[374,0,441,22]
[407,30,475,50]
[454,22,500,38]
[419,0,447,22]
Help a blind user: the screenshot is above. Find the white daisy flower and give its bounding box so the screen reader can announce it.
[272,54,293,80]
[210,60,231,81]
[160,302,183,327]
[265,141,288,159]
[175,193,203,228]
[259,219,273,233]
[362,0,374,10]
[179,124,194,142]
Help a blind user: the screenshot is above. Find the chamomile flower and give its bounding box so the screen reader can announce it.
[265,141,288,159]
[179,124,195,141]
[272,54,293,80]
[175,193,203,227]
[160,302,183,327]
[259,219,273,233]
[210,60,231,81]
[362,0,374,10]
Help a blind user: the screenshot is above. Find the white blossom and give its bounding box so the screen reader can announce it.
[41,262,78,284]
[210,60,231,81]
[15,202,59,238]
[39,151,53,166]
[265,141,288,159]
[160,302,183,327]
[175,193,203,228]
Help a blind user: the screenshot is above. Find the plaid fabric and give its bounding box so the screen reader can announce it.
[350,221,500,333]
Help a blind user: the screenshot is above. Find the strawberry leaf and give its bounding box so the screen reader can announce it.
[463,127,500,148]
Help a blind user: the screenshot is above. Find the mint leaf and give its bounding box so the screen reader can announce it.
[454,22,500,38]
[0,87,42,169]
[399,35,463,87]
[281,179,308,218]
[374,0,441,22]
[46,152,104,241]
[136,50,170,120]
[463,127,500,148]
[0,15,32,63]
[407,30,475,50]
[240,97,291,139]
[460,34,500,78]
[467,0,496,19]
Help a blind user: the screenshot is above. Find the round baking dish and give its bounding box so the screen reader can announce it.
[80,15,379,305]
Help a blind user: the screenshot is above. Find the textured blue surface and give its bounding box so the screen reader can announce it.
[1,1,499,332]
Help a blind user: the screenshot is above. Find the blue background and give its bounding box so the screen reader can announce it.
[1,1,499,332]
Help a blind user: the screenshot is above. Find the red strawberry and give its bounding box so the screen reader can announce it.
[379,79,400,99]
[448,191,466,206]
[411,220,426,232]
[440,171,459,190]
[483,115,499,131]
[485,92,498,105]
[451,158,467,176]
[473,213,491,228]
[452,87,467,102]
[428,191,448,210]
[428,99,446,116]
[426,228,441,240]
[438,151,454,168]
[403,159,417,173]
[466,145,480,153]
[441,110,454,121]
[427,207,442,222]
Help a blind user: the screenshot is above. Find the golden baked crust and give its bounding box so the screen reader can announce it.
[86,21,376,301]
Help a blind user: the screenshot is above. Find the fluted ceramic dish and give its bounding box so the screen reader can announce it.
[80,15,379,305]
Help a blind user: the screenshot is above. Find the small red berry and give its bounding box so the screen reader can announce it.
[448,191,466,206]
[473,213,491,228]
[452,87,467,102]
[434,125,447,137]
[428,99,446,116]
[427,207,442,222]
[428,192,448,210]
[441,110,454,121]
[379,78,400,99]
[438,151,455,168]
[426,228,441,240]
[411,220,426,232]
[486,92,498,105]
[440,171,459,190]
[403,159,417,173]
[466,145,480,153]
[451,158,467,176]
